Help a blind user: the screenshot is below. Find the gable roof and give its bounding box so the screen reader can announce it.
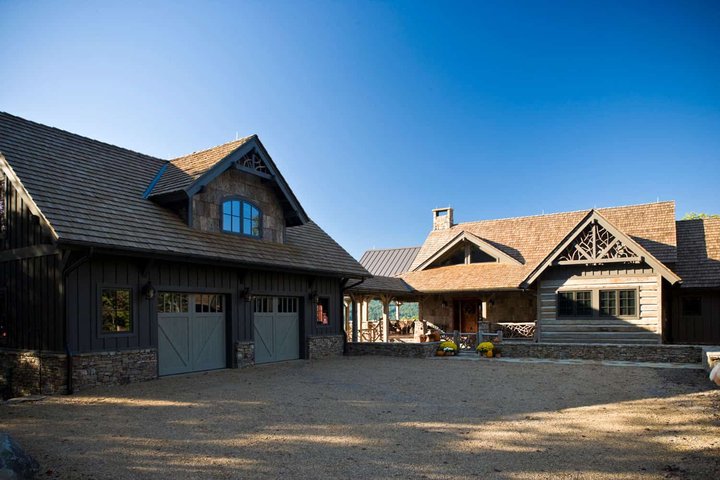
[359,246,420,277]
[412,230,523,271]
[0,112,367,278]
[523,209,681,286]
[148,134,309,226]
[398,201,678,293]
[675,218,720,288]
[151,137,255,195]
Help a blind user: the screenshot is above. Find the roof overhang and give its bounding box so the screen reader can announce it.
[522,209,682,287]
[0,153,59,241]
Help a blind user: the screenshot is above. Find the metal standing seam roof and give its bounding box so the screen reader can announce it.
[359,246,421,277]
[0,112,369,278]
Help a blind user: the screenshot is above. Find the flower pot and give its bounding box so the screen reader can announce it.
[436,350,444,356]
[420,335,427,343]
[486,350,493,358]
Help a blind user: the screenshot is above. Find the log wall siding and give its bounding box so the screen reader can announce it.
[538,264,662,343]
[65,254,343,354]
[0,182,63,351]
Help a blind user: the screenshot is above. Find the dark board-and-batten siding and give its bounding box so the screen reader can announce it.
[64,254,344,354]
[0,181,63,351]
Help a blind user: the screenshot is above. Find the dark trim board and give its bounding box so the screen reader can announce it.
[0,244,58,262]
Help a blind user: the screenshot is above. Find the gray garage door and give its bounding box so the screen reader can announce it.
[158,293,226,376]
[253,297,300,364]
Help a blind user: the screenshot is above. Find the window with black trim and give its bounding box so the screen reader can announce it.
[316,298,329,325]
[221,199,261,237]
[557,291,592,317]
[682,296,702,317]
[600,289,636,317]
[101,288,133,333]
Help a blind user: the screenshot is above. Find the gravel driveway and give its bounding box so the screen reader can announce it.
[2,357,719,479]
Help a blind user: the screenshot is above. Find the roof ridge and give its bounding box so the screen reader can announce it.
[364,246,421,252]
[170,135,256,162]
[455,201,676,227]
[0,111,163,163]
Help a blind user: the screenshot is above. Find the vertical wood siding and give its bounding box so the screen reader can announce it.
[669,290,720,344]
[65,254,343,354]
[0,182,62,351]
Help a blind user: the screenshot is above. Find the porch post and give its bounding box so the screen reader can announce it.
[395,301,401,321]
[352,297,359,342]
[381,295,390,342]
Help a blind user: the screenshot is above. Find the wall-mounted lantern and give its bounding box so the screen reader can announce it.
[142,281,156,300]
[241,287,254,302]
[309,290,319,304]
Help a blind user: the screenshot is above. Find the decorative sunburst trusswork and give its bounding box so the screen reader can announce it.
[237,150,269,174]
[557,221,639,263]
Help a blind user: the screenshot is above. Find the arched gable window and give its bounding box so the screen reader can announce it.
[222,198,262,238]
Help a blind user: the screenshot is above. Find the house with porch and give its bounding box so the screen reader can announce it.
[0,112,368,397]
[350,203,720,347]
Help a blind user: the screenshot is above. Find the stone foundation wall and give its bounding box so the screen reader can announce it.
[345,342,440,358]
[0,349,68,398]
[1,348,158,398]
[235,341,255,368]
[501,342,702,364]
[71,349,157,391]
[307,335,344,359]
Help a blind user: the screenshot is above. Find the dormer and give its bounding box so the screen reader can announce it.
[144,136,308,244]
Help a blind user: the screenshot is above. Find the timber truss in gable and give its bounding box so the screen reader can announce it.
[555,221,640,265]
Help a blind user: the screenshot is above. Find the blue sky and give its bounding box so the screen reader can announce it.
[1,0,718,258]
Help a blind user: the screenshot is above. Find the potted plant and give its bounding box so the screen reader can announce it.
[476,341,494,358]
[437,340,458,356]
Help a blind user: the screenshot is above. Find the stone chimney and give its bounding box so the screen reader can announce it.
[432,207,454,230]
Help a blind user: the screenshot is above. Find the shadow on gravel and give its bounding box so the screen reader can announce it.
[1,358,719,479]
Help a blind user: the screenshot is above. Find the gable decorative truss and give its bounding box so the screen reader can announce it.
[413,230,522,271]
[522,210,681,287]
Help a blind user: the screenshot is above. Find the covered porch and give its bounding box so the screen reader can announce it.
[345,279,538,350]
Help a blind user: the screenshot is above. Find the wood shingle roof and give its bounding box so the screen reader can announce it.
[675,218,720,288]
[0,112,368,278]
[403,202,677,292]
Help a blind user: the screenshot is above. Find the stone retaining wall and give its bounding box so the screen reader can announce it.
[235,341,255,368]
[71,349,157,391]
[501,342,702,364]
[345,341,440,358]
[307,335,344,360]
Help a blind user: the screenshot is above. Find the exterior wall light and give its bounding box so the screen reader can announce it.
[142,281,156,300]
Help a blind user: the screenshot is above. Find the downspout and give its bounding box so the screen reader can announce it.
[62,247,94,394]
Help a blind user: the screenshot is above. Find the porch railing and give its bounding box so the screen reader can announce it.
[492,322,536,340]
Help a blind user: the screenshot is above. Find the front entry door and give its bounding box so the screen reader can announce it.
[460,301,479,333]
[158,293,227,376]
[253,297,300,364]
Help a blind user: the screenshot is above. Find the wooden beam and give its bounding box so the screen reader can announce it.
[0,244,58,262]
